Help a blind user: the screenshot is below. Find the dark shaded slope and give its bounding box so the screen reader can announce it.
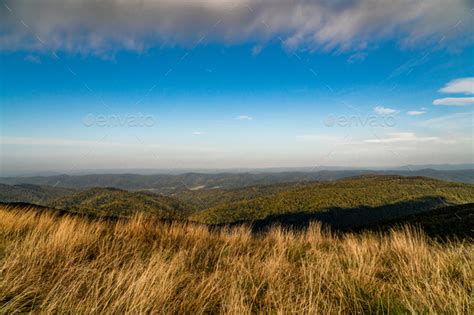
[222,196,443,231]
[212,199,473,240]
[356,203,474,239]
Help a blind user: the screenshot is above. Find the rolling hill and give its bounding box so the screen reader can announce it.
[168,182,309,210]
[49,187,194,219]
[0,183,74,205]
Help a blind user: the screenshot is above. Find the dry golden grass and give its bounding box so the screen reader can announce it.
[0,205,473,314]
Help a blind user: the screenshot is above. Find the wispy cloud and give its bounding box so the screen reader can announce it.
[406,110,426,116]
[24,54,41,64]
[192,131,206,136]
[416,112,472,130]
[347,52,368,64]
[0,136,113,147]
[363,132,437,144]
[0,136,220,152]
[295,134,343,142]
[439,77,474,94]
[1,0,471,55]
[251,44,264,56]
[374,106,397,115]
[236,115,253,121]
[433,97,474,106]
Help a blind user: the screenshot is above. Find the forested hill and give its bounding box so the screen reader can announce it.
[49,188,194,219]
[0,183,74,205]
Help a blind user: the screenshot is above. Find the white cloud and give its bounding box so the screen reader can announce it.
[1,0,471,55]
[236,115,253,121]
[432,97,474,106]
[374,106,397,115]
[439,77,474,94]
[192,131,206,136]
[406,111,426,116]
[364,132,437,144]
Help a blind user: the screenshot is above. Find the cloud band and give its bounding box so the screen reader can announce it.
[1,0,472,55]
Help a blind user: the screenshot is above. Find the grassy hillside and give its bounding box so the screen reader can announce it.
[50,187,193,219]
[191,176,474,224]
[0,183,74,205]
[0,204,472,313]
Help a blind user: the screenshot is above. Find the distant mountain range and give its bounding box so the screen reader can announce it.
[388,164,474,171]
[3,164,473,177]
[0,169,473,194]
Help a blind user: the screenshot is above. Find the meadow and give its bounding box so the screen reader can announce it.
[0,205,472,314]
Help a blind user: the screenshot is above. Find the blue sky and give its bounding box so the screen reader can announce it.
[1,0,473,174]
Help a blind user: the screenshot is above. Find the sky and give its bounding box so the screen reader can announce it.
[0,0,473,175]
